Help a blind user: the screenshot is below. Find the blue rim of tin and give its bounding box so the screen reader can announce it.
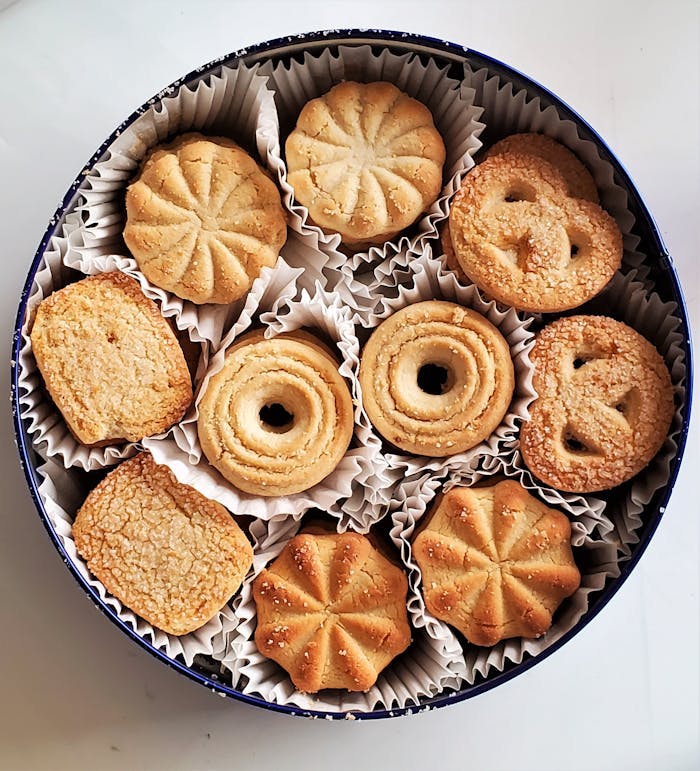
[10,29,693,720]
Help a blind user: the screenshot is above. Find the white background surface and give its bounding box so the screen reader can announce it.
[1,1,698,769]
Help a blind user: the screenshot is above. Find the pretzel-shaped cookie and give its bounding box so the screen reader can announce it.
[448,153,622,312]
[520,316,674,493]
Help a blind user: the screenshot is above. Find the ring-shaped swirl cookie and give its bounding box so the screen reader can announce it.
[197,330,354,496]
[359,301,514,456]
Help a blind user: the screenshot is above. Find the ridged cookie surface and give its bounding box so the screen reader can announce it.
[73,452,253,636]
[359,301,514,456]
[253,530,411,692]
[30,272,193,445]
[124,134,287,304]
[520,315,674,492]
[286,81,445,245]
[413,481,580,646]
[197,330,354,496]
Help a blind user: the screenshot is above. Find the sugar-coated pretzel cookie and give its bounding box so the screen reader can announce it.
[124,134,287,305]
[285,81,446,246]
[486,133,599,203]
[358,301,514,457]
[197,329,354,496]
[253,528,411,692]
[413,480,581,646]
[448,152,622,312]
[73,452,253,636]
[520,315,674,493]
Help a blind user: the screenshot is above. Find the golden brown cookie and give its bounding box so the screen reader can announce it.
[413,481,581,646]
[253,530,411,692]
[486,133,599,203]
[124,133,287,304]
[520,315,674,492]
[439,220,468,282]
[197,329,354,496]
[448,152,622,312]
[30,272,193,446]
[359,301,514,456]
[285,81,446,246]
[73,452,253,635]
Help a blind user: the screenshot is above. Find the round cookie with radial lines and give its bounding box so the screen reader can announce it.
[124,134,287,304]
[197,330,354,497]
[253,529,411,692]
[413,481,581,646]
[359,301,514,456]
[285,81,446,246]
[520,315,674,493]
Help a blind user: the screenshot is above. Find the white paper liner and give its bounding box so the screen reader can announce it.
[561,270,688,557]
[143,273,386,526]
[362,247,537,484]
[389,454,620,685]
[222,514,467,713]
[71,60,344,337]
[260,44,485,277]
[34,456,239,666]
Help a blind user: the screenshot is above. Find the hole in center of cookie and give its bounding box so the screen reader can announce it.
[573,357,589,369]
[417,364,451,395]
[504,187,534,203]
[570,244,580,257]
[259,403,294,433]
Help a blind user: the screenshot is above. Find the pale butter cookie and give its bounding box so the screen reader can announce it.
[30,272,192,446]
[520,315,674,492]
[124,133,287,304]
[448,152,622,312]
[359,301,514,457]
[285,81,446,246]
[253,529,411,692]
[413,481,580,646]
[197,330,354,496]
[73,452,253,636]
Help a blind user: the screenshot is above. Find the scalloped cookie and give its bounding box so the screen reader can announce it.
[413,481,581,646]
[124,133,287,304]
[285,81,446,246]
[253,529,411,692]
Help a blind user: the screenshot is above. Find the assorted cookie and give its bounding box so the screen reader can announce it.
[447,149,622,312]
[359,300,514,456]
[197,329,354,496]
[22,52,680,708]
[30,271,192,445]
[520,315,674,493]
[124,133,287,305]
[412,481,581,645]
[73,452,253,636]
[253,528,411,692]
[285,81,446,246]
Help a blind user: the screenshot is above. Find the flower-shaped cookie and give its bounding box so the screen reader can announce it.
[413,481,581,646]
[285,81,446,246]
[253,530,411,692]
[124,133,287,304]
